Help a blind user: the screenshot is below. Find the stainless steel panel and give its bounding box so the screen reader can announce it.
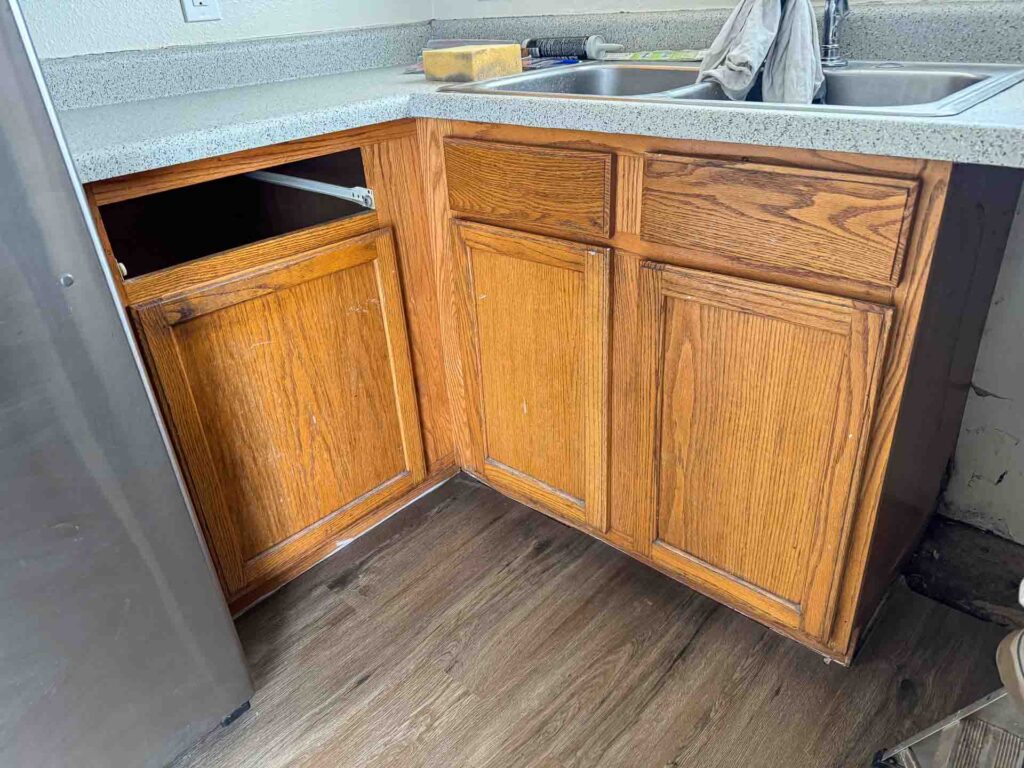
[473,63,700,96]
[443,60,1024,117]
[0,3,252,767]
[822,65,987,108]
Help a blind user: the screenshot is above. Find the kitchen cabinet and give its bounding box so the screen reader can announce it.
[87,122,452,610]
[634,263,891,638]
[449,220,610,529]
[425,120,1021,662]
[84,118,1021,663]
[129,226,425,603]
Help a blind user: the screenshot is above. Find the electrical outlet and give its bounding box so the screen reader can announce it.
[180,0,221,23]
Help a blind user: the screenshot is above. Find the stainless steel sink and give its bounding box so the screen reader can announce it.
[441,60,1024,117]
[454,63,700,97]
[824,64,987,107]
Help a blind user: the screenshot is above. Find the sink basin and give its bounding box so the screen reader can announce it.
[454,64,700,97]
[441,60,1024,117]
[822,64,989,107]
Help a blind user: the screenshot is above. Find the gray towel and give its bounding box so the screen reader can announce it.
[764,0,824,103]
[696,0,781,100]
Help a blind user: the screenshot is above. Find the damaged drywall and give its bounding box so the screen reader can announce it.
[941,189,1024,542]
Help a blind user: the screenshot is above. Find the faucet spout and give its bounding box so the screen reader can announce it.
[821,0,851,68]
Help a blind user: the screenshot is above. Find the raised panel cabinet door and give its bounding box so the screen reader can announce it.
[131,228,426,600]
[636,263,891,640]
[451,220,610,530]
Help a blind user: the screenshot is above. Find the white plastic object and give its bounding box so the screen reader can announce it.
[586,35,625,60]
[180,0,221,23]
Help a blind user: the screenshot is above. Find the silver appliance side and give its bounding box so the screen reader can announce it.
[0,3,253,767]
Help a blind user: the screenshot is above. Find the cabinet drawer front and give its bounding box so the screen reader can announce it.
[452,220,610,530]
[444,138,613,238]
[132,228,425,598]
[640,154,919,288]
[637,263,891,638]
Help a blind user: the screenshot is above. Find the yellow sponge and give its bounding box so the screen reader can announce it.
[423,44,523,83]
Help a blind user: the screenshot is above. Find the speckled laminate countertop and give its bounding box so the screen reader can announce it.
[56,64,1024,184]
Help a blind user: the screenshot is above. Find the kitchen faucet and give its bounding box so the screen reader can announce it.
[821,0,851,68]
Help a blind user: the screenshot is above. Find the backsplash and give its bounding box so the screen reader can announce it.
[40,22,431,111]
[41,1,1024,111]
[432,0,1024,63]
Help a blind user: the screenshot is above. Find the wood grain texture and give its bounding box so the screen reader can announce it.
[227,464,457,615]
[83,186,129,305]
[471,235,586,501]
[124,213,379,305]
[826,159,954,658]
[606,250,649,550]
[847,165,1024,642]
[444,137,613,238]
[425,120,969,658]
[906,515,1024,629]
[640,154,920,289]
[92,117,985,661]
[170,478,1005,768]
[438,120,938,303]
[638,263,891,640]
[363,134,454,474]
[420,119,481,471]
[131,228,426,600]
[441,120,933,178]
[452,220,610,530]
[87,119,416,206]
[615,152,645,236]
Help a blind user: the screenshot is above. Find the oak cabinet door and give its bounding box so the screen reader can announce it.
[452,221,610,530]
[132,228,425,600]
[636,263,891,639]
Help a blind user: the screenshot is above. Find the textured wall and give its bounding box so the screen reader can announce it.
[941,192,1024,543]
[19,0,432,58]
[23,0,1008,58]
[432,0,1000,19]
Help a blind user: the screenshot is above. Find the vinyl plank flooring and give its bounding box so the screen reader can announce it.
[170,476,1004,768]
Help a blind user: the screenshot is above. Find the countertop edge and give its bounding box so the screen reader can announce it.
[410,92,1024,170]
[69,96,413,184]
[66,84,1024,185]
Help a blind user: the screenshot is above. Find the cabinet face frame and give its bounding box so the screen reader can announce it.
[450,220,610,531]
[88,118,958,659]
[636,262,892,639]
[130,228,426,597]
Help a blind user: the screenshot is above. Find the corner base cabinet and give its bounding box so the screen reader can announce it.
[85,118,1022,663]
[131,227,426,604]
[87,121,455,611]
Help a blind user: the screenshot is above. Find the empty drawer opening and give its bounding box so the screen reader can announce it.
[98,148,372,278]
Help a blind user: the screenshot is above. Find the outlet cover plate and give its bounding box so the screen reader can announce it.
[181,0,221,23]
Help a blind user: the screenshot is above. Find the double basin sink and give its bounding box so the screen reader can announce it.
[442,60,1024,117]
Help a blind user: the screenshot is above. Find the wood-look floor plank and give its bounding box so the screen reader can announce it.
[170,477,1003,768]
